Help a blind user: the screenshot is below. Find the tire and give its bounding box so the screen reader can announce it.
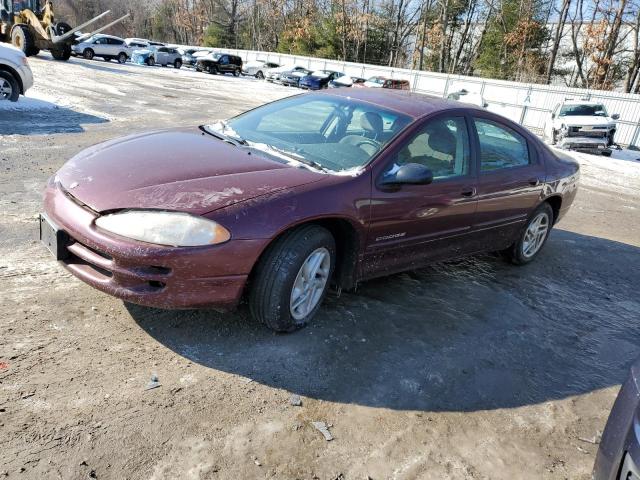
[233,68,240,77]
[174,59,182,69]
[54,22,73,36]
[50,45,72,61]
[146,56,155,66]
[551,129,557,145]
[0,71,20,102]
[249,225,336,332]
[10,25,35,56]
[256,70,264,79]
[83,48,94,60]
[503,202,554,265]
[117,52,127,64]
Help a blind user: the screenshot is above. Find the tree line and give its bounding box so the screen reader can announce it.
[58,0,640,92]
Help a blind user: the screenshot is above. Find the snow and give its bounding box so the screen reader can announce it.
[555,147,640,197]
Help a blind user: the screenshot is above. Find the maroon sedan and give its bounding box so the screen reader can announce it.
[41,89,579,332]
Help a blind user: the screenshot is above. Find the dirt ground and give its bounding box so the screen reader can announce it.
[1,53,640,480]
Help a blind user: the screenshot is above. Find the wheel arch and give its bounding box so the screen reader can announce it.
[246,216,362,296]
[544,195,562,224]
[0,65,24,94]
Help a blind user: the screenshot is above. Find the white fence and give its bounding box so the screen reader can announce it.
[212,47,640,149]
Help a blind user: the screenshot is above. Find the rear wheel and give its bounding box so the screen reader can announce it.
[249,225,335,332]
[117,52,127,64]
[83,48,94,60]
[174,59,182,69]
[233,68,240,77]
[0,71,20,102]
[51,45,72,61]
[503,203,553,265]
[11,25,36,56]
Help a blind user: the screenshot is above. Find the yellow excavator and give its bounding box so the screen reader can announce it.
[0,0,128,60]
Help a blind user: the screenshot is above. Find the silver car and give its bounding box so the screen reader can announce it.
[72,34,131,63]
[131,46,183,68]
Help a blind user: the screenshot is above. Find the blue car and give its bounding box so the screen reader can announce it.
[299,70,346,90]
[593,357,640,479]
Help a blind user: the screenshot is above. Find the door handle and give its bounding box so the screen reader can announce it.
[461,187,477,197]
[528,178,541,186]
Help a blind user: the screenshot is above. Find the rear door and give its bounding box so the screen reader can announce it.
[471,115,546,250]
[218,55,230,73]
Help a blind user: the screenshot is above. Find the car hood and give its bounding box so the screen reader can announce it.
[559,115,614,127]
[56,128,325,216]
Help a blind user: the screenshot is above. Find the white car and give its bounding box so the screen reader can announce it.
[0,43,33,102]
[72,34,132,63]
[544,99,619,156]
[125,38,150,49]
[242,60,280,79]
[265,65,306,83]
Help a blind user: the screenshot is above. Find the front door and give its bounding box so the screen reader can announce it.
[363,114,479,278]
[471,115,546,251]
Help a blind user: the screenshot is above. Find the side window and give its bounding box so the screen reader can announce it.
[95,38,106,44]
[220,55,229,65]
[474,118,530,171]
[388,116,470,180]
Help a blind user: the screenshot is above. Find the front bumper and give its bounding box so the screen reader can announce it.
[18,64,34,93]
[558,136,611,154]
[42,180,268,310]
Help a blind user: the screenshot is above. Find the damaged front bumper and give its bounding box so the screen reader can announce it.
[557,135,611,155]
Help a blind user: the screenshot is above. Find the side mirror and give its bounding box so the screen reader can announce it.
[612,113,620,120]
[381,163,434,187]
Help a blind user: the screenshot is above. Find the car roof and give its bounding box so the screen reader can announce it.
[93,34,122,40]
[319,88,482,119]
[561,100,603,106]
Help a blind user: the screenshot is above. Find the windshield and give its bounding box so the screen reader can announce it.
[210,95,411,173]
[559,104,608,117]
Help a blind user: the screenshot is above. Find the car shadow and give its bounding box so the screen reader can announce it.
[126,229,640,412]
[0,100,108,135]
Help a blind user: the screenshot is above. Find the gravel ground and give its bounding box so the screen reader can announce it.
[1,52,640,480]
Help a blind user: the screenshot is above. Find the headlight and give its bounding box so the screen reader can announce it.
[95,210,231,247]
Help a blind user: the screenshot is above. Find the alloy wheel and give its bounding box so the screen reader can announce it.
[290,247,331,320]
[0,78,13,100]
[522,213,549,258]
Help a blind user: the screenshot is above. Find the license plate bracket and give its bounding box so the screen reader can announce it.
[39,213,69,261]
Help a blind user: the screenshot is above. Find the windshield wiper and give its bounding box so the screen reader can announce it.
[201,122,247,146]
[247,143,329,173]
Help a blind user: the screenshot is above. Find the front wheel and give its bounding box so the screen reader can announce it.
[0,71,20,102]
[174,59,182,69]
[117,52,127,64]
[83,49,94,60]
[249,225,335,332]
[503,203,553,265]
[256,71,264,79]
[51,45,72,61]
[146,56,155,66]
